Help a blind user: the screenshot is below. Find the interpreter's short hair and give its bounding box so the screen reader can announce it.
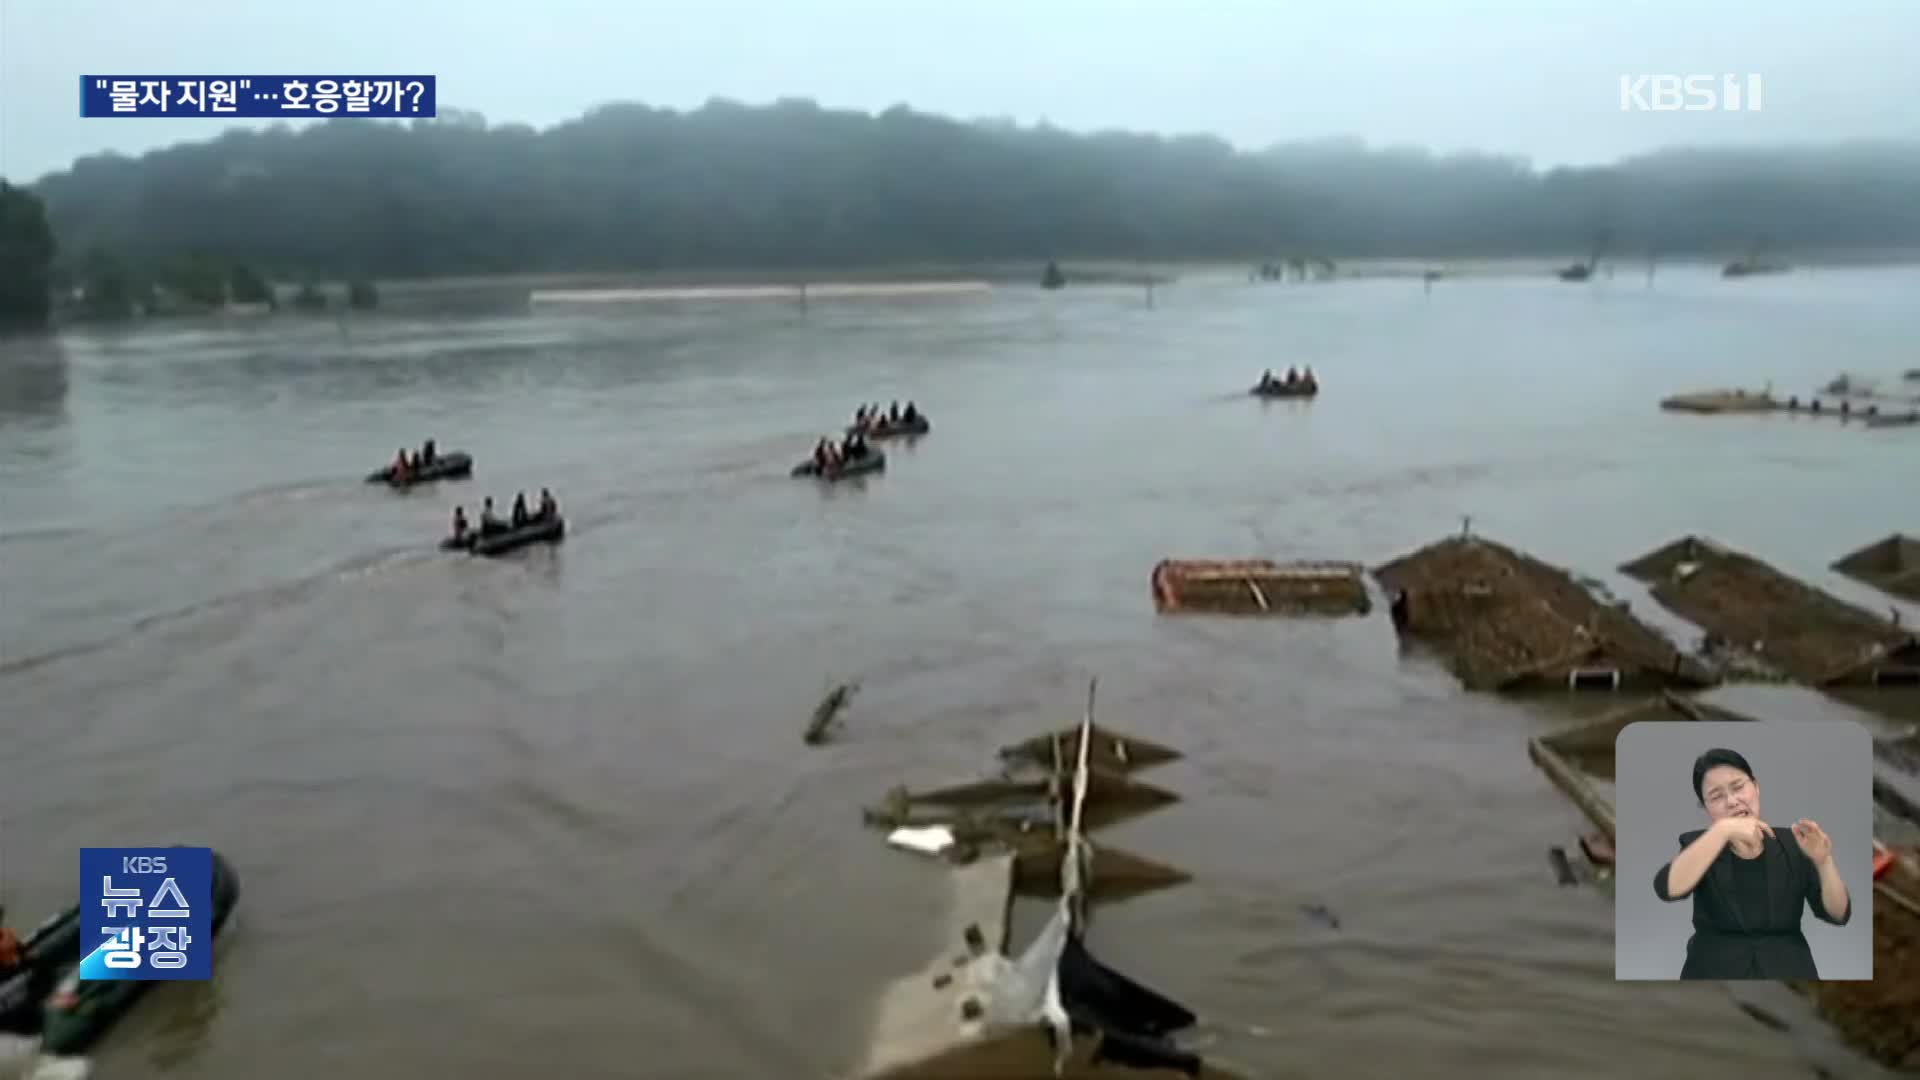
[1692,747,1755,806]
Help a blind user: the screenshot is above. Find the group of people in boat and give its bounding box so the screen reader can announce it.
[812,429,875,472]
[851,401,921,432]
[448,488,560,543]
[1257,366,1318,391]
[387,439,443,482]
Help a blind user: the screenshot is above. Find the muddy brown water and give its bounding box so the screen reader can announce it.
[2,266,1918,1078]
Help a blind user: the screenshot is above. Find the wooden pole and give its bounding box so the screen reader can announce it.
[1527,736,1617,839]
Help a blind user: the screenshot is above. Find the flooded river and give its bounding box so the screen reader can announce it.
[1,264,1916,1078]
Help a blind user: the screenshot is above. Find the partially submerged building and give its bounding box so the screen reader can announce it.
[1373,535,1716,692]
[1622,536,1920,688]
[852,689,1239,1079]
[1833,534,1920,605]
[1151,558,1371,616]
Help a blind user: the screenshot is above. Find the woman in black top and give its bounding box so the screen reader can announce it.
[1653,748,1851,979]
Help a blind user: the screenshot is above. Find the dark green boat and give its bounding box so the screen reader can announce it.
[365,451,473,488]
[791,449,886,481]
[37,849,240,1057]
[0,901,82,1038]
[441,514,566,556]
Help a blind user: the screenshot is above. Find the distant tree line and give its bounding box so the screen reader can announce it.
[12,98,1920,298]
[0,181,56,328]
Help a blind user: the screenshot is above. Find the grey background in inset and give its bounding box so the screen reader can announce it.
[1614,719,1873,981]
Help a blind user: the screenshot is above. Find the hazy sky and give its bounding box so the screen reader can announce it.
[3,0,1917,182]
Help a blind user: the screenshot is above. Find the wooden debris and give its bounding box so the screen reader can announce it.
[804,680,858,745]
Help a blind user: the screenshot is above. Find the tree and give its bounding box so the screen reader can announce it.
[229,262,274,306]
[25,99,1920,279]
[76,247,138,320]
[0,181,56,328]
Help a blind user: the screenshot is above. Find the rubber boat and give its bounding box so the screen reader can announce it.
[845,415,930,439]
[441,515,566,556]
[1250,379,1318,398]
[27,849,240,1057]
[791,449,886,481]
[365,451,473,487]
[0,903,81,1039]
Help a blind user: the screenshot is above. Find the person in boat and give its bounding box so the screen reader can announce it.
[0,921,19,977]
[814,438,835,471]
[480,497,504,534]
[902,401,919,423]
[421,439,437,466]
[392,447,412,482]
[1284,366,1299,384]
[1260,369,1275,388]
[511,492,530,527]
[537,487,559,521]
[1651,747,1850,980]
[1302,365,1317,388]
[450,505,469,542]
[888,401,901,424]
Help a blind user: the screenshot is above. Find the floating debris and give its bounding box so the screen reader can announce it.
[1298,903,1341,931]
[804,681,858,745]
[1151,558,1370,616]
[1833,534,1920,605]
[1547,846,1580,887]
[1373,534,1715,693]
[1621,536,1920,687]
[1579,832,1615,867]
[852,680,1239,1079]
[1660,388,1779,414]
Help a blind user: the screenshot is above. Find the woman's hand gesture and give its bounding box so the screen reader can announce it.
[1792,819,1833,865]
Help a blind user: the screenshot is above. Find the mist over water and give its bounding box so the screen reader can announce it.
[1,266,1916,1078]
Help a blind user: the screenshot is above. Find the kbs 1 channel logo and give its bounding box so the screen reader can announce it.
[79,848,213,981]
[80,75,436,118]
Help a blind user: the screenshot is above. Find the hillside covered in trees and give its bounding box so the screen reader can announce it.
[24,97,1920,282]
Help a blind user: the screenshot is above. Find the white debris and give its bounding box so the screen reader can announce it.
[971,900,1075,1074]
[886,825,955,856]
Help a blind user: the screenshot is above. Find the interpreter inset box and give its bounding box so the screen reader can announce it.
[1614,719,1873,981]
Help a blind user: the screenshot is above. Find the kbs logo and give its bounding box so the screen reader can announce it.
[79,847,213,981]
[1620,74,1764,112]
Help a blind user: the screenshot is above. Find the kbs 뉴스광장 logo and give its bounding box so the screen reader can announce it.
[78,847,212,981]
